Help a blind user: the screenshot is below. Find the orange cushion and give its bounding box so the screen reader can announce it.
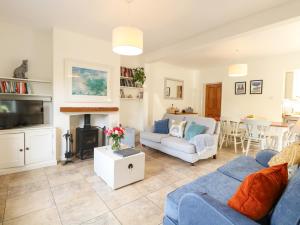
[228,163,288,220]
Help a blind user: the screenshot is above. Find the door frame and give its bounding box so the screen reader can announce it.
[202,82,222,119]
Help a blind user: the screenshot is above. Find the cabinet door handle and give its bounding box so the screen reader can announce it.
[26,147,29,151]
[19,149,23,152]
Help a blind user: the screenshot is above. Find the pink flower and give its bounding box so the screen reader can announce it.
[105,126,125,138]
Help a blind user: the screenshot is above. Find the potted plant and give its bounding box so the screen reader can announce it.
[105,126,125,151]
[133,67,146,87]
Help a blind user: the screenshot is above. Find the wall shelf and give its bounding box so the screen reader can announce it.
[0,93,52,97]
[120,76,133,80]
[120,86,143,90]
[0,77,52,83]
[60,107,119,113]
[120,98,143,100]
[120,66,144,101]
[0,93,52,102]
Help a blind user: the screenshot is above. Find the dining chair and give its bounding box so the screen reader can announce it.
[219,117,245,153]
[283,123,297,147]
[243,118,272,155]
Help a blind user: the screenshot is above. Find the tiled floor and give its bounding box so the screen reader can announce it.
[0,145,252,225]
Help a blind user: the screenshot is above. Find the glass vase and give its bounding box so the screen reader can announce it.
[111,139,121,151]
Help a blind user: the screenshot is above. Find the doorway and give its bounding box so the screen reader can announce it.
[204,83,222,120]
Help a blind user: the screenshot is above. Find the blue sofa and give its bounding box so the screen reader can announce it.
[164,150,300,225]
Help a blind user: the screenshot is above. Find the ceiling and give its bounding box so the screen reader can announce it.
[163,18,300,68]
[0,0,293,53]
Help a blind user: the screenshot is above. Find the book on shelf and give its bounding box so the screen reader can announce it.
[0,80,32,94]
[120,66,134,78]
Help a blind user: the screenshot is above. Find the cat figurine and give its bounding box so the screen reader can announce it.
[13,60,28,79]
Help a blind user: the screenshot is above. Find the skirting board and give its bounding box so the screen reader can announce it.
[0,160,57,176]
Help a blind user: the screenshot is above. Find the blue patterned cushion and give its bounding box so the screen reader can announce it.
[153,119,169,134]
[185,122,206,140]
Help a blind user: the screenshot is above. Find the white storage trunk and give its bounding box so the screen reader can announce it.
[94,145,145,189]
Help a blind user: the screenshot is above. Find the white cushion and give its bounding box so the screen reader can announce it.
[163,114,216,135]
[140,131,169,143]
[169,120,187,138]
[161,136,196,154]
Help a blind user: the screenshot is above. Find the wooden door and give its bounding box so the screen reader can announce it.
[205,83,222,120]
[0,133,25,169]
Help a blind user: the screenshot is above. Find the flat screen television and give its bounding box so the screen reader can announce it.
[0,100,44,129]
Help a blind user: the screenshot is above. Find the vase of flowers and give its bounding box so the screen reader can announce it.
[105,126,125,151]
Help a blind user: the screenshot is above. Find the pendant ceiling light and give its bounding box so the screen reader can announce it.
[228,50,247,77]
[112,0,143,56]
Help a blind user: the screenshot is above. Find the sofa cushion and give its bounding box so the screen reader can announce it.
[271,168,300,225]
[228,163,288,220]
[163,114,216,135]
[165,171,241,223]
[169,120,187,138]
[218,156,265,182]
[153,118,169,134]
[268,142,300,167]
[161,136,195,154]
[184,122,206,141]
[140,131,169,143]
[255,149,278,167]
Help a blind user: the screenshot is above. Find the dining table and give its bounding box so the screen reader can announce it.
[240,119,289,152]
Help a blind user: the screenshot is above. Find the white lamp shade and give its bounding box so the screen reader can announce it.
[228,64,248,77]
[112,26,143,56]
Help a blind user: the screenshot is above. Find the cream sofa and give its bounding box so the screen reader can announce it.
[140,114,220,164]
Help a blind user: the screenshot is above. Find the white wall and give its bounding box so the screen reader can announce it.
[52,28,120,159]
[119,56,145,131]
[145,62,201,126]
[0,22,53,122]
[0,22,52,80]
[199,52,300,121]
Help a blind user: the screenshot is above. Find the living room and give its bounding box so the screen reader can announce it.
[0,1,300,225]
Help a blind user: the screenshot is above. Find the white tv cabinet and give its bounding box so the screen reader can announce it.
[0,125,57,175]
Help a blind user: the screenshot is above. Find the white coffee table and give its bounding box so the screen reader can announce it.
[94,145,145,189]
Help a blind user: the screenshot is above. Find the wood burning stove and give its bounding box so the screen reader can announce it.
[76,114,105,160]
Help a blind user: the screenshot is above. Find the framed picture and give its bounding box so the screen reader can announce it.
[165,87,170,97]
[65,60,112,102]
[250,80,263,94]
[235,82,246,95]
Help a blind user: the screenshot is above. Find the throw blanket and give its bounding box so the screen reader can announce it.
[189,134,215,154]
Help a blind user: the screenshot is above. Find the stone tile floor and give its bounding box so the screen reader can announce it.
[0,145,255,225]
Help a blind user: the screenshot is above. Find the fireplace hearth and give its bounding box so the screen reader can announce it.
[76,114,105,160]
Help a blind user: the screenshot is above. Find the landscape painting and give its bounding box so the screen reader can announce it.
[65,60,111,102]
[72,67,107,96]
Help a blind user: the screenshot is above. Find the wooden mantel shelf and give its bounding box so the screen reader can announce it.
[60,107,119,113]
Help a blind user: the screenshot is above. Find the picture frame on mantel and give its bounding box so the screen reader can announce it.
[65,60,112,102]
[235,81,246,95]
